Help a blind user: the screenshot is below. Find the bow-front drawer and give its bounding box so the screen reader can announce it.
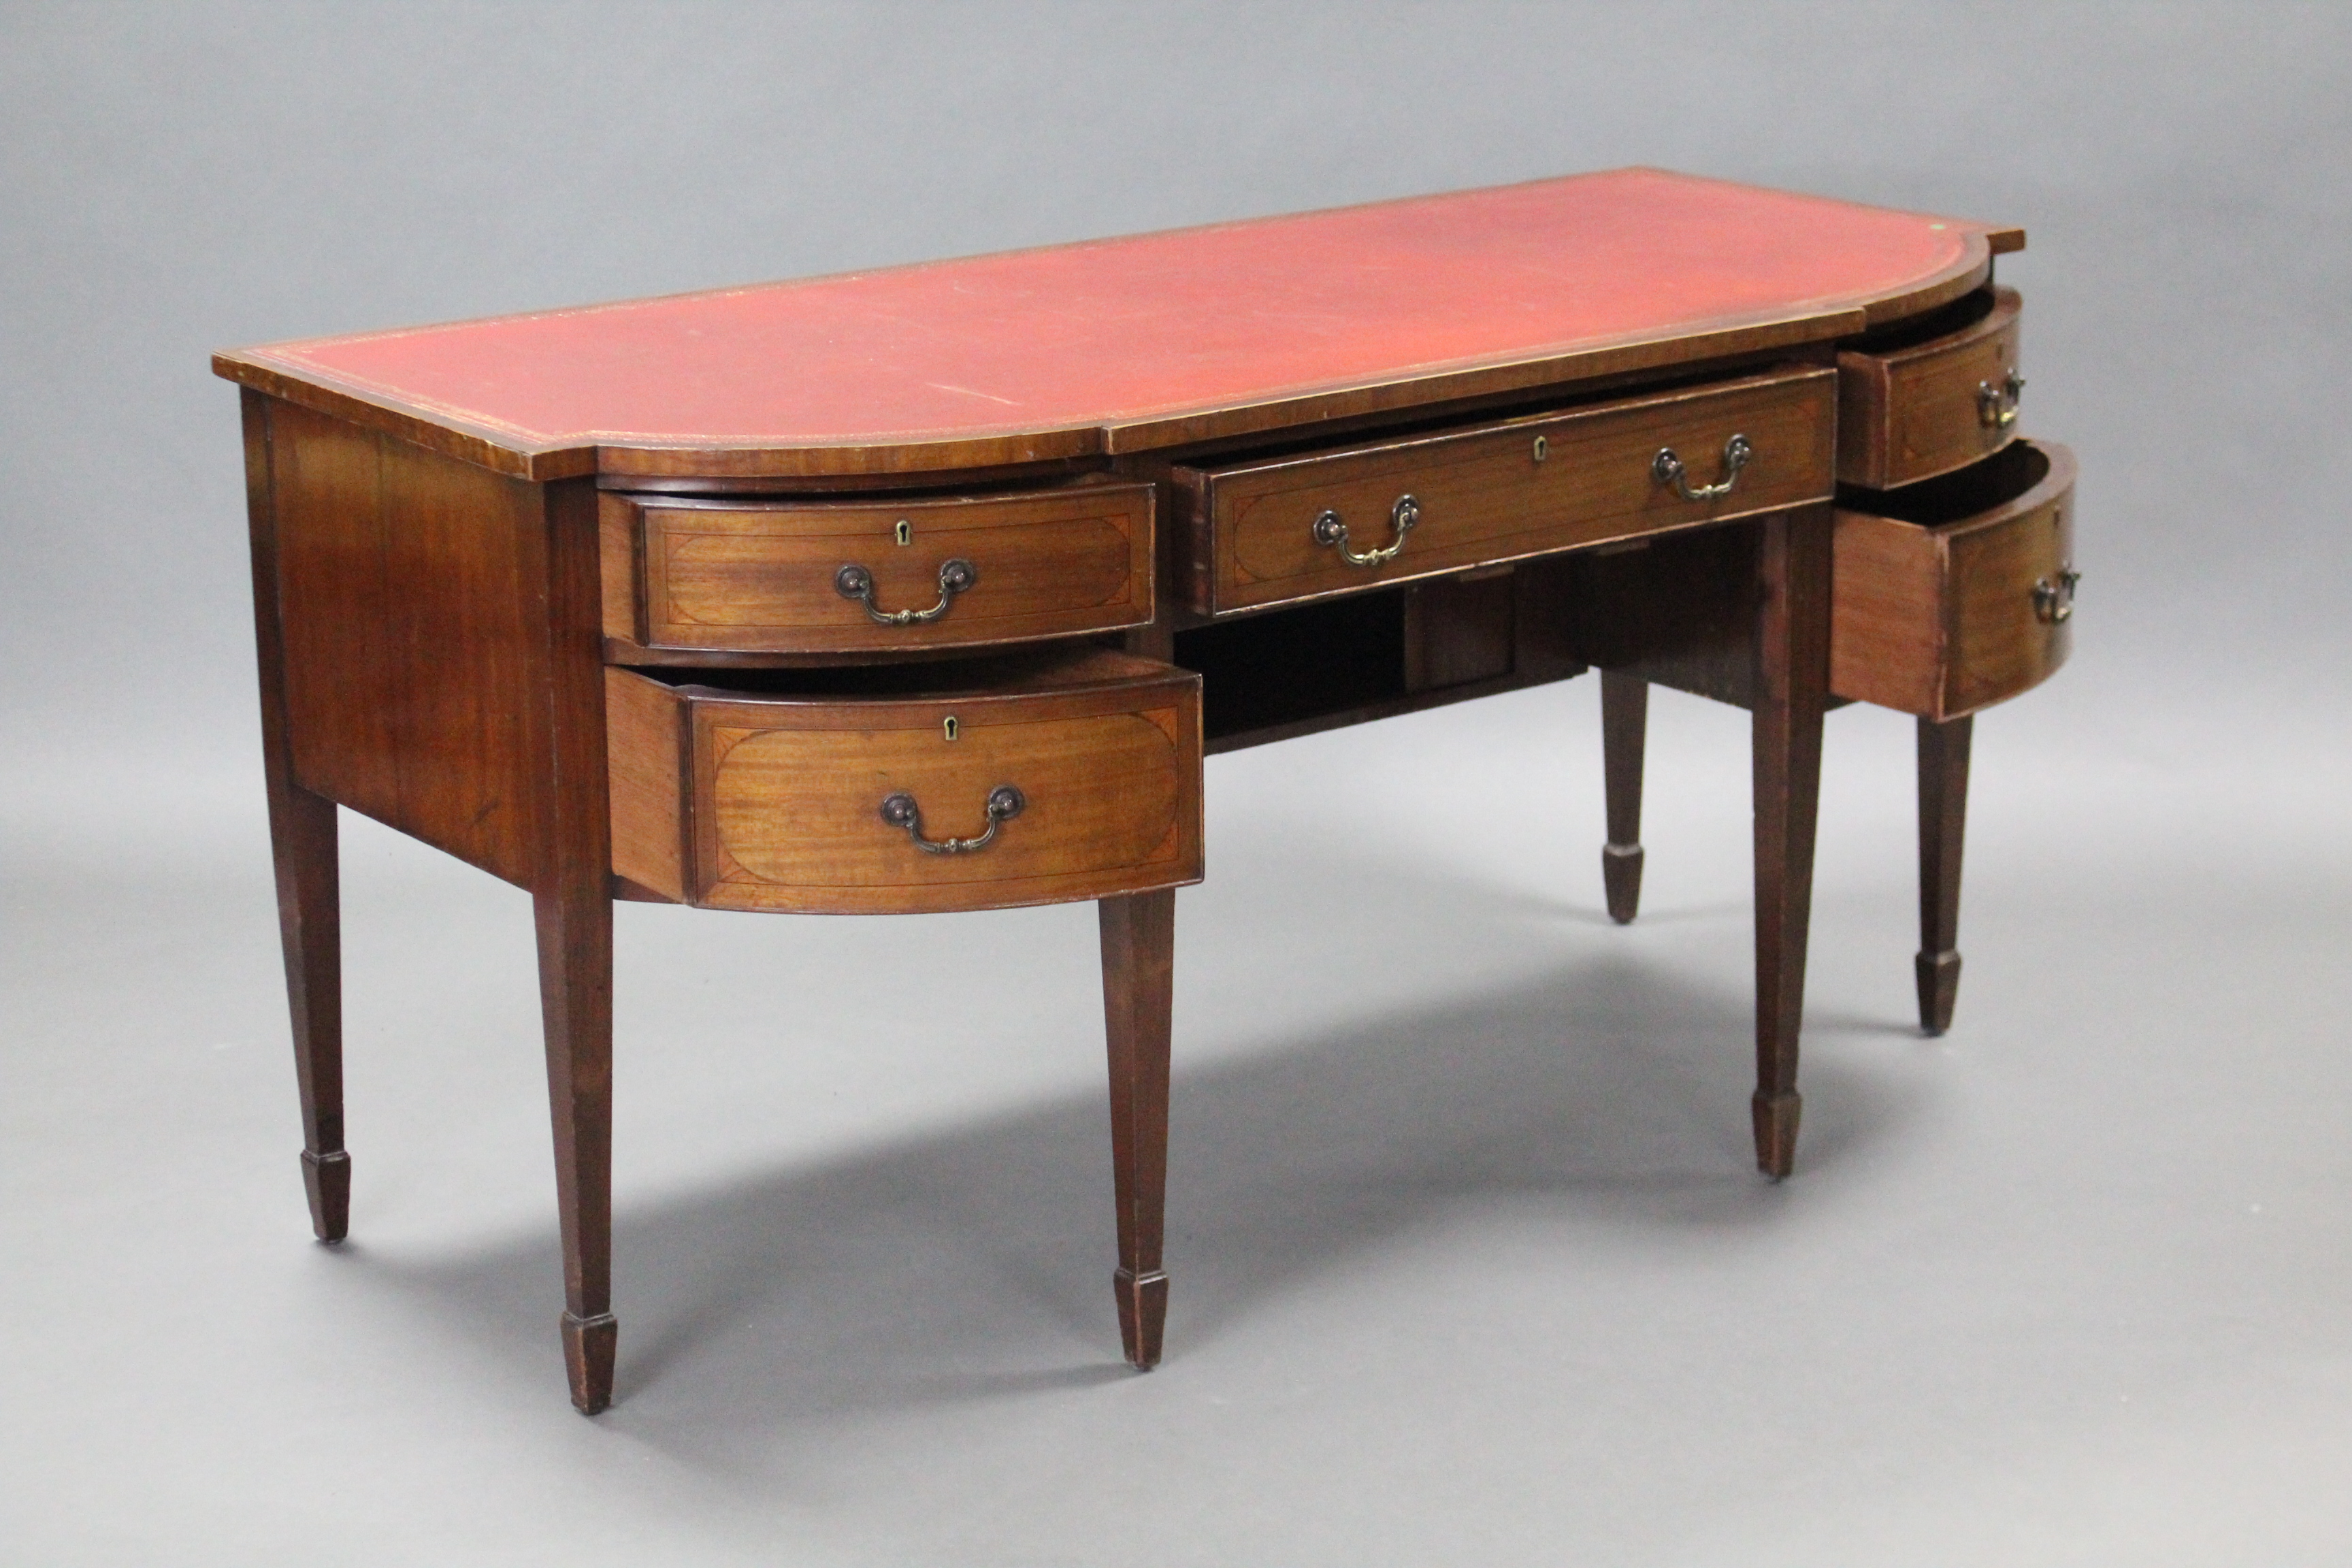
[1831,439,2077,721]
[606,649,1203,914]
[1173,365,1835,616]
[602,483,1156,655]
[1836,286,2023,489]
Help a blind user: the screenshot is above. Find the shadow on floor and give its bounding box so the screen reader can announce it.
[367,943,1924,1459]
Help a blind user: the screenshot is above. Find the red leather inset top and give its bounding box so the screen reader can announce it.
[217,168,2015,476]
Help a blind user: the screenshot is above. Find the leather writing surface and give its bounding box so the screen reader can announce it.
[220,168,2011,470]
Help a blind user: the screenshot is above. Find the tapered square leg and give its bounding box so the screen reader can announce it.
[299,1145,350,1241]
[1750,508,1831,1179]
[1112,1266,1169,1369]
[536,883,615,1414]
[561,1310,619,1414]
[1916,715,1972,1036]
[247,391,350,1243]
[1098,889,1175,1369]
[531,475,619,1416]
[1600,670,1648,924]
[271,785,347,1241]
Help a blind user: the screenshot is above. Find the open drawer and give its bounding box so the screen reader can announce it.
[1831,439,2077,721]
[1837,286,2024,489]
[606,649,1203,913]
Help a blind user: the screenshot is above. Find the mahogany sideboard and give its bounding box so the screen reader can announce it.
[216,168,2076,1414]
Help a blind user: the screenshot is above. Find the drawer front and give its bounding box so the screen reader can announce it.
[1175,367,1835,615]
[606,652,1203,914]
[1831,440,2076,721]
[1836,287,2022,489]
[606,484,1155,654]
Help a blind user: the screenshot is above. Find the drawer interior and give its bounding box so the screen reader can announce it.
[1842,284,1998,357]
[1838,440,2050,525]
[625,644,1118,700]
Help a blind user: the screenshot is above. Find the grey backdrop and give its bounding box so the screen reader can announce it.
[5,4,2349,1564]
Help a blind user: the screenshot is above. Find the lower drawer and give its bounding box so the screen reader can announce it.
[607,650,1203,913]
[1831,440,2078,721]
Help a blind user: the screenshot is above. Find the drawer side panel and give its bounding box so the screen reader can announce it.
[1830,509,1949,717]
[605,668,687,901]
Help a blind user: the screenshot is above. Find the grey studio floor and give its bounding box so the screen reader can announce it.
[8,664,2352,1565]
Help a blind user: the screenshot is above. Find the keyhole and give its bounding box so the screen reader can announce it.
[943,716,959,741]
[894,519,913,546]
[1532,435,1548,463]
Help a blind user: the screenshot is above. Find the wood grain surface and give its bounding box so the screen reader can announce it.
[1600,670,1648,925]
[1914,715,1973,1036]
[244,389,351,1245]
[604,651,1203,914]
[1837,286,2023,488]
[602,665,687,902]
[1830,440,2076,719]
[521,472,619,1416]
[1403,570,1517,693]
[265,397,556,887]
[1177,365,1835,614]
[614,483,1154,654]
[1098,888,1176,1369]
[1750,506,1833,1179]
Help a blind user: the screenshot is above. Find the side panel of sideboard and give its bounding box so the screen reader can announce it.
[257,395,561,887]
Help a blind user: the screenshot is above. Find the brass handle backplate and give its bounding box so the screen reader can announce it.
[2032,565,2080,624]
[1311,493,1419,568]
[1978,369,2025,429]
[879,784,1026,854]
[1652,434,1752,502]
[835,558,977,625]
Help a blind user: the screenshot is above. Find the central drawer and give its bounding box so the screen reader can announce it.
[606,649,1203,914]
[1173,365,1835,615]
